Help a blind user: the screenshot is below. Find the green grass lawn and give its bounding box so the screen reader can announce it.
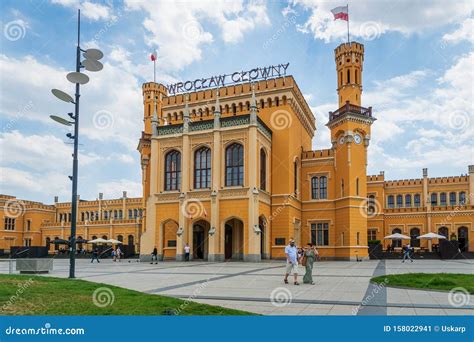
[372,273,474,294]
[0,275,254,315]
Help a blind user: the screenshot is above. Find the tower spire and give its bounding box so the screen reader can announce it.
[250,83,258,125]
[214,88,221,129]
[183,94,190,133]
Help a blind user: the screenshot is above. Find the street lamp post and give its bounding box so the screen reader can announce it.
[50,9,104,278]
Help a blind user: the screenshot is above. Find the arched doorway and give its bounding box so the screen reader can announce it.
[162,220,178,259]
[410,228,420,247]
[438,227,449,239]
[458,227,468,252]
[224,218,244,260]
[391,228,402,248]
[45,237,51,252]
[193,220,210,260]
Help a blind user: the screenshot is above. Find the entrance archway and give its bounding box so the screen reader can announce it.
[224,218,244,260]
[193,220,209,260]
[458,226,468,252]
[438,227,449,239]
[162,219,178,259]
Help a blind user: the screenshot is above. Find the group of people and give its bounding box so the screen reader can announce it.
[150,243,191,264]
[284,239,319,285]
[90,246,122,263]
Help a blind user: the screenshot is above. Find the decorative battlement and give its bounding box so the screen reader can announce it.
[142,82,168,98]
[335,41,364,57]
[301,149,334,159]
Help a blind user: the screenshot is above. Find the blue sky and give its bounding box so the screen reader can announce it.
[0,0,473,203]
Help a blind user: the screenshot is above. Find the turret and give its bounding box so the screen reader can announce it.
[335,42,364,107]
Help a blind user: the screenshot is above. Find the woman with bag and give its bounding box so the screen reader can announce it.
[303,243,318,285]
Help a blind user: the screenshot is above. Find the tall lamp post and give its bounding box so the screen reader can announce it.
[50,9,104,278]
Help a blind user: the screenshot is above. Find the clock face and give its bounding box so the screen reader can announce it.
[354,134,362,144]
[339,136,345,145]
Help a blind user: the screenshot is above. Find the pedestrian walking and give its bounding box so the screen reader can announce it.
[91,248,100,263]
[402,244,413,263]
[302,243,318,285]
[151,247,158,264]
[184,244,190,261]
[283,239,299,285]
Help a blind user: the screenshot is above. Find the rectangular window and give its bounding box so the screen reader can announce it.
[405,195,412,207]
[311,223,329,246]
[414,194,421,207]
[311,177,318,199]
[26,220,31,231]
[167,240,177,247]
[275,238,286,246]
[440,193,447,206]
[449,192,456,205]
[387,196,394,208]
[4,217,15,230]
[396,195,403,208]
[368,229,377,241]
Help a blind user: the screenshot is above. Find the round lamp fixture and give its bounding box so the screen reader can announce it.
[67,72,89,85]
[50,115,73,126]
[83,48,104,60]
[51,89,74,103]
[83,59,103,72]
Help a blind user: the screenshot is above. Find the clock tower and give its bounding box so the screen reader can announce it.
[327,41,376,260]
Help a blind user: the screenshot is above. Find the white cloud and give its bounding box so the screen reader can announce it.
[125,0,269,70]
[442,17,474,44]
[51,0,113,21]
[289,0,473,42]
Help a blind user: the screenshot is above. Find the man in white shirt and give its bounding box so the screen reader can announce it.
[184,244,190,261]
[284,239,299,285]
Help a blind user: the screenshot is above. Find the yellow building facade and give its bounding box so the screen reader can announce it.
[0,192,142,254]
[138,41,473,261]
[2,42,472,260]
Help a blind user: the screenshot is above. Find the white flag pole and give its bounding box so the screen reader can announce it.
[347,3,350,44]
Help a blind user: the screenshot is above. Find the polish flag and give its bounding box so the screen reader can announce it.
[150,51,158,62]
[331,6,348,21]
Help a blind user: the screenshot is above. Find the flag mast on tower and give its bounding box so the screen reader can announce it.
[150,50,158,83]
[331,4,350,44]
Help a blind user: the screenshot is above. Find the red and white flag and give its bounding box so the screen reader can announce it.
[150,51,158,62]
[331,5,348,21]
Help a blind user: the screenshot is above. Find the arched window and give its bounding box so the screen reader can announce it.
[294,159,298,195]
[114,210,118,219]
[387,195,394,208]
[117,235,123,242]
[356,178,359,196]
[347,69,350,84]
[260,149,266,191]
[410,228,420,247]
[449,192,456,205]
[391,228,402,248]
[128,235,134,246]
[339,71,342,87]
[319,176,327,199]
[368,194,376,214]
[194,147,211,189]
[414,194,421,207]
[431,193,438,206]
[164,150,181,191]
[438,227,449,238]
[459,191,466,205]
[311,177,319,199]
[232,103,237,115]
[341,179,344,197]
[118,210,123,219]
[396,194,403,207]
[134,209,138,218]
[104,211,109,219]
[128,209,132,219]
[440,192,447,206]
[405,194,412,207]
[102,235,108,240]
[355,69,358,84]
[225,143,244,186]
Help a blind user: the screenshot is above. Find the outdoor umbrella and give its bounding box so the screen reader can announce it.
[417,232,447,240]
[52,239,70,245]
[75,238,88,244]
[87,238,108,244]
[417,232,446,252]
[107,239,123,244]
[383,233,410,240]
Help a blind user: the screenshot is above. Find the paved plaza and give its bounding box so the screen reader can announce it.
[1,258,473,315]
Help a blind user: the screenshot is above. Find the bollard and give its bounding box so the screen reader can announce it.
[9,259,13,274]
